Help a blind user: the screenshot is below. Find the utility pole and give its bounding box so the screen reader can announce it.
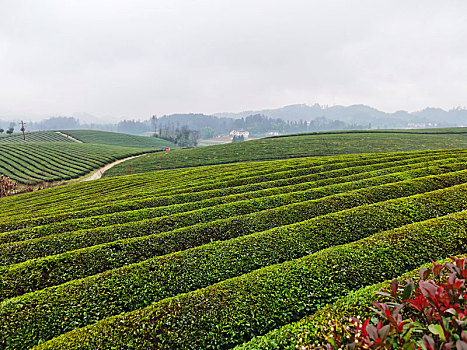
[20,120,26,141]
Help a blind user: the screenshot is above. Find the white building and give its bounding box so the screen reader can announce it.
[229,130,250,138]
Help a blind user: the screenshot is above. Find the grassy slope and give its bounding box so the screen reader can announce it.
[0,150,467,348]
[61,130,178,149]
[104,129,467,177]
[0,143,152,185]
[0,131,75,143]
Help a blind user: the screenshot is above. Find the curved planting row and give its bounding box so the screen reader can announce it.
[234,254,467,350]
[1,149,453,218]
[3,156,466,244]
[1,150,467,349]
[0,150,460,230]
[29,211,467,350]
[2,183,467,348]
[103,129,467,176]
[0,150,408,218]
[0,143,154,184]
[0,131,75,143]
[61,129,178,149]
[3,168,467,268]
[0,144,91,182]
[0,151,379,220]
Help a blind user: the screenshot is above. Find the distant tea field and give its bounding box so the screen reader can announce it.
[1,149,467,349]
[61,129,178,149]
[105,129,467,177]
[0,130,171,185]
[0,143,152,184]
[0,131,76,143]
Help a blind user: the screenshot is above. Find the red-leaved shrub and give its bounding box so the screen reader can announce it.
[322,257,466,350]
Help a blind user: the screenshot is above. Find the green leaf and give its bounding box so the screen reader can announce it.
[402,281,414,300]
[428,324,446,342]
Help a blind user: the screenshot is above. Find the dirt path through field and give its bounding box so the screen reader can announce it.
[55,131,83,143]
[83,154,146,181]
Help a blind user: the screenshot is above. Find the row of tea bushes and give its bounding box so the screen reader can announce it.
[4,158,467,246]
[31,211,467,350]
[0,143,153,185]
[3,154,465,243]
[0,150,455,227]
[3,168,467,268]
[234,253,467,350]
[2,179,467,342]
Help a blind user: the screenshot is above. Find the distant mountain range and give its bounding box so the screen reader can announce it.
[215,104,467,128]
[3,104,467,137]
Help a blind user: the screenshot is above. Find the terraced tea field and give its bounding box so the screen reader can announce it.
[0,130,173,185]
[105,129,467,176]
[1,149,467,349]
[61,130,178,149]
[0,131,75,143]
[0,143,152,185]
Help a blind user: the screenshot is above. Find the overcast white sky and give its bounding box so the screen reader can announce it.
[1,0,466,121]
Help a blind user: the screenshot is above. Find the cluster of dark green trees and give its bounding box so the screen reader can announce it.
[0,126,15,135]
[154,125,199,147]
[151,113,356,138]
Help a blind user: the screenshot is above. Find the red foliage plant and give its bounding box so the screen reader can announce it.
[320,257,467,350]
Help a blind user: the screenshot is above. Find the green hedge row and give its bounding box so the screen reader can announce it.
[3,158,466,245]
[0,151,70,181]
[33,150,464,212]
[3,150,463,233]
[234,254,467,350]
[0,131,75,143]
[0,153,297,218]
[4,180,467,348]
[0,150,459,217]
[0,154,435,241]
[3,167,467,268]
[0,150,452,227]
[0,143,152,185]
[3,174,467,305]
[102,130,467,176]
[31,210,467,350]
[1,151,462,239]
[0,152,388,229]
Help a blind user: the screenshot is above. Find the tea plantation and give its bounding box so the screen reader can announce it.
[0,143,154,185]
[0,131,75,143]
[1,148,467,349]
[60,130,178,149]
[0,130,169,185]
[104,129,467,176]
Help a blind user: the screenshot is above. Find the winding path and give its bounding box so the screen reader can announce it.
[83,154,146,181]
[55,131,83,143]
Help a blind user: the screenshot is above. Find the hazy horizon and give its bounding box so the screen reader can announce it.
[2,102,467,124]
[2,1,467,121]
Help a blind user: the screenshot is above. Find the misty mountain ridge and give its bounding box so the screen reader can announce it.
[2,104,467,137]
[215,104,467,127]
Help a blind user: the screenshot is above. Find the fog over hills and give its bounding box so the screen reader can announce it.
[2,103,467,137]
[215,104,467,128]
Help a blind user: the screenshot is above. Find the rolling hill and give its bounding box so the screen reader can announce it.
[0,143,153,185]
[60,130,178,149]
[104,129,467,177]
[0,149,467,348]
[0,131,76,143]
[0,130,171,185]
